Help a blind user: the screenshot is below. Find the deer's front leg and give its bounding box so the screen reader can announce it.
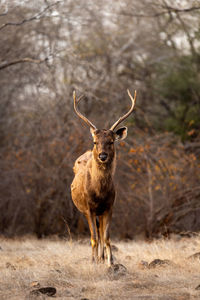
[102,210,113,266]
[86,212,98,263]
[99,215,105,263]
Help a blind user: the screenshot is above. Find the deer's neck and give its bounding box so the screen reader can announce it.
[87,153,116,193]
[92,158,114,177]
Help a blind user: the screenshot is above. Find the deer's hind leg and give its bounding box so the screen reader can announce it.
[86,212,99,263]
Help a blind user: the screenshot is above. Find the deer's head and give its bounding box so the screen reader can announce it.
[73,90,136,165]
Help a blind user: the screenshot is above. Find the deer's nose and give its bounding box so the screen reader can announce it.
[99,152,108,162]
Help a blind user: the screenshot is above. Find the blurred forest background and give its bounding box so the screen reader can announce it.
[0,0,200,239]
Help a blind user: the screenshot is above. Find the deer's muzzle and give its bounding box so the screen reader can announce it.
[99,152,108,162]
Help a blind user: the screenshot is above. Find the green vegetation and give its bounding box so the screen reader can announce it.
[155,55,200,140]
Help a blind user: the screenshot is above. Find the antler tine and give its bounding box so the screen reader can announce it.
[73,91,97,130]
[110,89,137,131]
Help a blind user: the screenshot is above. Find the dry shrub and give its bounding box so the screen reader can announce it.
[114,130,200,238]
[1,118,200,239]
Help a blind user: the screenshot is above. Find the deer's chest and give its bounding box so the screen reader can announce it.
[87,187,115,215]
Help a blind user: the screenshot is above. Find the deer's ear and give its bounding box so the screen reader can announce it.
[115,127,127,141]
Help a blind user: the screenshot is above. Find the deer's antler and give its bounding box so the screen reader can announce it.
[110,90,136,131]
[73,91,97,130]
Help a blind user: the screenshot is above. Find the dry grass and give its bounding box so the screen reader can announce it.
[0,236,200,299]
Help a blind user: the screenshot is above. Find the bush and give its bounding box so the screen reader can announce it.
[154,55,200,141]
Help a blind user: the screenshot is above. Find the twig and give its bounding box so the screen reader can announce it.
[62,217,73,243]
[119,5,200,19]
[160,5,200,14]
[0,1,61,31]
[0,57,49,71]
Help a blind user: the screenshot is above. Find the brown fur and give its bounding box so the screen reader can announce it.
[71,129,122,265]
[71,90,136,266]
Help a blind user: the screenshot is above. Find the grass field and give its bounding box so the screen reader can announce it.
[0,235,200,299]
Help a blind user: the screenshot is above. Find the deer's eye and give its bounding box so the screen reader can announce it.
[94,141,97,145]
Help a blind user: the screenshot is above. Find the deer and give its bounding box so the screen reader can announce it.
[71,89,136,266]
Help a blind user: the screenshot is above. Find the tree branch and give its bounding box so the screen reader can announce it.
[119,5,200,19]
[0,57,49,71]
[0,12,8,17]
[160,5,200,14]
[0,1,61,31]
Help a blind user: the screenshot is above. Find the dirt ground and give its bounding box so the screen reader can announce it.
[0,235,200,299]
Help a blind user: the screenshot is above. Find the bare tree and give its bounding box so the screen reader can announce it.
[0,0,199,237]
